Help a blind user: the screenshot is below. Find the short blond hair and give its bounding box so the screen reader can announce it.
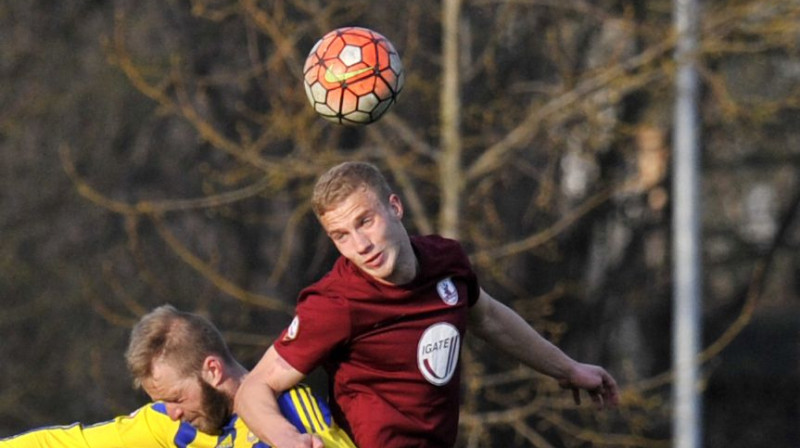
[311,161,393,217]
[125,305,235,388]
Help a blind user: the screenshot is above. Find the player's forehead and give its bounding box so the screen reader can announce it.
[141,358,190,400]
[320,188,383,230]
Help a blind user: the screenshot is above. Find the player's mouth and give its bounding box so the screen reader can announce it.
[364,251,384,269]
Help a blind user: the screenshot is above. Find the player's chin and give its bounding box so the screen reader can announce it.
[363,263,390,282]
[364,265,386,279]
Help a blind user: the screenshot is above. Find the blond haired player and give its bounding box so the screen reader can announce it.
[1,305,354,448]
[237,161,619,447]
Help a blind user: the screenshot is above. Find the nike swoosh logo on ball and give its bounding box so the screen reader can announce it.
[324,66,374,83]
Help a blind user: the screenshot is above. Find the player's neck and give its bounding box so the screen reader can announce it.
[223,364,248,399]
[382,242,419,286]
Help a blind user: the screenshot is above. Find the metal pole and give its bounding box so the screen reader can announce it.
[672,0,702,447]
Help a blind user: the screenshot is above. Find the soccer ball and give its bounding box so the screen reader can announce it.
[303,27,404,126]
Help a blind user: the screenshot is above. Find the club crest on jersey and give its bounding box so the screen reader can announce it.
[417,322,461,386]
[215,434,234,448]
[436,277,459,306]
[283,316,300,342]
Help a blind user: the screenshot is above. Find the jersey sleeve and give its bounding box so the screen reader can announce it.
[419,235,480,307]
[0,404,174,448]
[275,385,356,448]
[84,403,179,447]
[458,246,480,307]
[274,292,352,375]
[0,424,93,448]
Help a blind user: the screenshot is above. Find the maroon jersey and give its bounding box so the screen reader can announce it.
[275,235,480,447]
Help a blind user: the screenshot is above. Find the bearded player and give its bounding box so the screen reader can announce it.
[1,305,355,448]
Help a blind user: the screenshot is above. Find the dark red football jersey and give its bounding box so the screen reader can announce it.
[274,235,480,447]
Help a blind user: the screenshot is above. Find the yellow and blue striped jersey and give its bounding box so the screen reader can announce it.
[0,385,355,448]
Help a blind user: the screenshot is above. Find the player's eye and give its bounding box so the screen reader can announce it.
[360,214,374,226]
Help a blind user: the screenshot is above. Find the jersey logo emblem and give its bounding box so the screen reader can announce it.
[417,322,461,386]
[436,277,459,306]
[283,316,300,341]
[215,434,233,448]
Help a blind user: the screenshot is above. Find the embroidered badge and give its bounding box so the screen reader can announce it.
[436,277,459,306]
[417,322,461,386]
[215,435,233,448]
[283,316,300,341]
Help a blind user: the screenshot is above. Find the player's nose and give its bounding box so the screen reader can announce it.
[166,404,183,421]
[352,230,372,253]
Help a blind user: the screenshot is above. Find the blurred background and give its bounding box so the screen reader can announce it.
[1,1,798,446]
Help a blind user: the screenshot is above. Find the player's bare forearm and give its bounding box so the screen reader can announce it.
[469,289,577,379]
[234,345,310,446]
[469,289,619,408]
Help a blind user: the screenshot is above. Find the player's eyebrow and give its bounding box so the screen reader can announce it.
[156,385,183,403]
[355,210,370,222]
[327,209,371,235]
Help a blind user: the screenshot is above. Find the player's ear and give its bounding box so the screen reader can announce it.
[388,194,403,219]
[201,355,224,386]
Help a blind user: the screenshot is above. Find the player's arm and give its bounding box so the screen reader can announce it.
[0,404,166,448]
[468,288,619,408]
[0,424,95,448]
[235,345,323,448]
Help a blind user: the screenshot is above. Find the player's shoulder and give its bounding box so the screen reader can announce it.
[143,402,170,417]
[412,234,464,251]
[132,402,181,428]
[298,280,351,307]
[137,403,214,446]
[298,256,365,302]
[412,234,470,267]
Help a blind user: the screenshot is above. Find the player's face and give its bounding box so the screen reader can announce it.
[141,359,231,434]
[320,187,416,285]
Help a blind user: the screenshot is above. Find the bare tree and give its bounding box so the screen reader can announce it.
[2,0,798,445]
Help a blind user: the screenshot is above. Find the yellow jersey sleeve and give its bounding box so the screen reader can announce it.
[1,387,356,448]
[0,404,178,448]
[0,423,93,448]
[82,403,177,447]
[273,384,357,448]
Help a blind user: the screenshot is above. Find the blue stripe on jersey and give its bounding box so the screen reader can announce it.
[223,414,238,428]
[174,421,198,447]
[152,402,168,414]
[301,385,332,426]
[296,391,318,433]
[276,391,306,434]
[217,424,236,447]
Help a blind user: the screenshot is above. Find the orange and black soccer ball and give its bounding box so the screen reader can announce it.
[303,27,404,126]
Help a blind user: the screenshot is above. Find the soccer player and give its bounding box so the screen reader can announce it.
[0,305,354,448]
[235,161,620,447]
